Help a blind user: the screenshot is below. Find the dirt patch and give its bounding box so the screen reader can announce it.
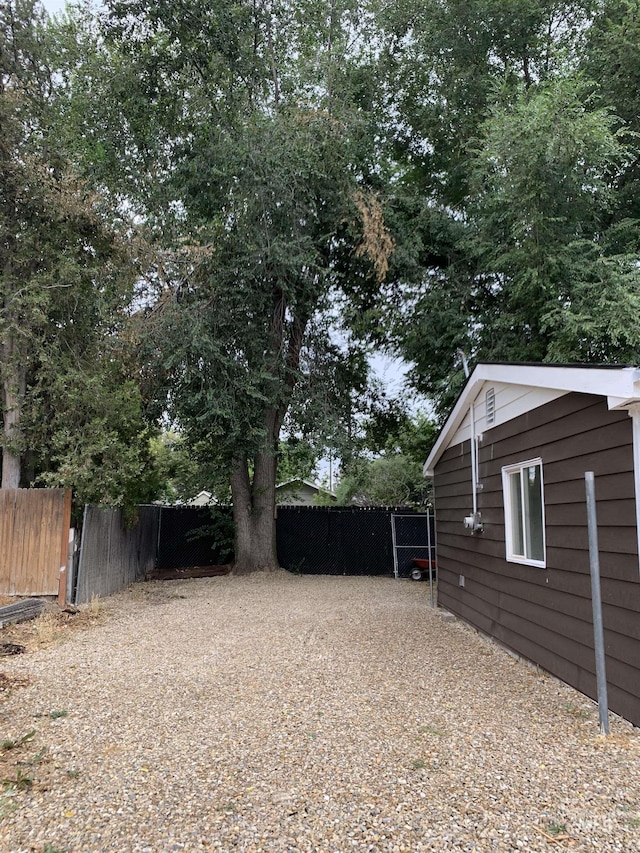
[147,564,231,580]
[0,672,30,696]
[0,604,108,653]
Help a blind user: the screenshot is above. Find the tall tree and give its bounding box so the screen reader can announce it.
[375,0,640,414]
[1,1,151,503]
[335,410,437,506]
[468,77,639,364]
[78,0,394,571]
[581,0,640,219]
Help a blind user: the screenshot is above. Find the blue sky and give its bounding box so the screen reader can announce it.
[42,0,67,14]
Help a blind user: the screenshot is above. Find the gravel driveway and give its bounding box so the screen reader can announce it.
[1,573,639,853]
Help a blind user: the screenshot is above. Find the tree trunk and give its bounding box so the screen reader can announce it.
[230,408,281,574]
[229,294,309,573]
[1,342,26,490]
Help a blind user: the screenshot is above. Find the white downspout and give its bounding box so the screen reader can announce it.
[457,350,481,532]
[470,399,478,518]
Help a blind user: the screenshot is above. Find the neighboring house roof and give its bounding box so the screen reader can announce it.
[276,478,336,503]
[424,362,640,477]
[277,478,333,492]
[188,490,217,506]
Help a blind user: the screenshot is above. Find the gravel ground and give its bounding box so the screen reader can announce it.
[1,572,639,853]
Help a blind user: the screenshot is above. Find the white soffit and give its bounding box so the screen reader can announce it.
[423,364,640,477]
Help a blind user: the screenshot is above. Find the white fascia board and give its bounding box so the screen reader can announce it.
[423,371,487,477]
[479,364,640,399]
[423,364,640,478]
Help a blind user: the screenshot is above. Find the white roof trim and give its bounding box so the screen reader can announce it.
[424,364,640,477]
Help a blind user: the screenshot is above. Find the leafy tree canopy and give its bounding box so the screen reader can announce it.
[58,0,397,569]
[378,0,640,415]
[1,0,152,506]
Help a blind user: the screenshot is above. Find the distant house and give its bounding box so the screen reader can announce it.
[187,482,335,507]
[188,490,216,506]
[424,363,640,727]
[276,478,336,506]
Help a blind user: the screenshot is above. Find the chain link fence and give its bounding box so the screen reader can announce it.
[71,503,435,601]
[390,512,436,580]
[150,504,433,578]
[276,506,430,577]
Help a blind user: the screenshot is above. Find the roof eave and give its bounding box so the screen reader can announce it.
[423,363,640,477]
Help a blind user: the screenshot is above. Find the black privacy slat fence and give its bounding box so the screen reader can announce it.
[153,504,432,577]
[73,504,435,601]
[277,505,408,576]
[155,506,234,569]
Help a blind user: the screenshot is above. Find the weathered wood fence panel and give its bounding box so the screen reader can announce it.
[75,505,160,604]
[0,489,71,596]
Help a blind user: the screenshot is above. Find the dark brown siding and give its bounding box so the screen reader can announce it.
[434,392,640,727]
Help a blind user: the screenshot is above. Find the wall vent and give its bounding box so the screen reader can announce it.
[485,387,496,425]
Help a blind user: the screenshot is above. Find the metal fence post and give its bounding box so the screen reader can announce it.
[390,514,399,579]
[585,471,610,736]
[427,510,435,608]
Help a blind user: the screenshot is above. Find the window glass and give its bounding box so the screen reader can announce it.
[502,459,545,567]
[509,470,524,556]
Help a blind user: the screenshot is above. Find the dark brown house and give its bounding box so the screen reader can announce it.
[424,363,640,727]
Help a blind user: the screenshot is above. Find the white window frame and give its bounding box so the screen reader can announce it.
[502,458,546,568]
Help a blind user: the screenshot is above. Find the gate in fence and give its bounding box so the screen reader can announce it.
[391,510,436,604]
[390,511,436,579]
[148,504,431,579]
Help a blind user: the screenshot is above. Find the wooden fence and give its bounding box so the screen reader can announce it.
[74,505,160,604]
[0,489,71,597]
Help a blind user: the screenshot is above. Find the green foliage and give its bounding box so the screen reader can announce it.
[335,411,436,507]
[7,0,638,524]
[29,366,157,508]
[581,0,640,218]
[1,0,151,503]
[277,438,319,485]
[147,432,202,504]
[465,76,637,363]
[64,0,395,569]
[186,509,235,565]
[382,5,640,415]
[379,0,593,207]
[2,767,33,791]
[1,731,36,752]
[147,105,368,470]
[336,453,430,507]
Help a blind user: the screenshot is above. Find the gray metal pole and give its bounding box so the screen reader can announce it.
[391,515,399,579]
[427,510,434,608]
[74,505,89,606]
[585,471,610,736]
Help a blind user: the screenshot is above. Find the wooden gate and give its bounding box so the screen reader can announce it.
[0,489,71,597]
